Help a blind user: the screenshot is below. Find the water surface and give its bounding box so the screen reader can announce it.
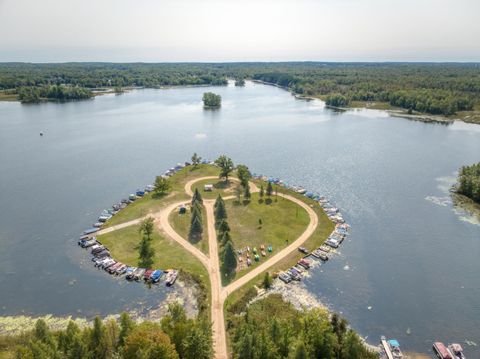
[0,82,479,355]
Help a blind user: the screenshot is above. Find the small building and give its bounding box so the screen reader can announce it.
[204,184,213,192]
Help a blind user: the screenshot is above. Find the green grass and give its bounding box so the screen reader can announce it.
[225,180,334,309]
[191,178,238,200]
[105,164,220,227]
[168,204,209,254]
[0,90,17,101]
[221,192,309,283]
[98,225,209,287]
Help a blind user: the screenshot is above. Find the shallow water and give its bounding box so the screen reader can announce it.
[0,82,479,355]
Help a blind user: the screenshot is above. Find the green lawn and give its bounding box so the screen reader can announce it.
[191,178,238,200]
[169,204,209,254]
[221,192,310,282]
[97,225,209,286]
[105,164,220,227]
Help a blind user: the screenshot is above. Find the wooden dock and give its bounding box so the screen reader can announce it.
[381,338,395,359]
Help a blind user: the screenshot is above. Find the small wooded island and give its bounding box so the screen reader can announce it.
[456,162,480,203]
[202,92,222,108]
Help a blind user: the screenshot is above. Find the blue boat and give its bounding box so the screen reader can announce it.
[150,269,163,283]
[83,228,99,235]
[136,190,145,197]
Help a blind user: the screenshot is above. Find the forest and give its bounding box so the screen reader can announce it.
[228,295,377,359]
[0,62,478,116]
[0,304,212,359]
[0,296,377,359]
[456,162,480,203]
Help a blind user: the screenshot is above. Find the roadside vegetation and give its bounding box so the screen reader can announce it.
[456,162,480,203]
[1,62,478,121]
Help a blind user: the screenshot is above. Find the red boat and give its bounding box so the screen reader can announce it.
[143,269,154,280]
[433,342,452,359]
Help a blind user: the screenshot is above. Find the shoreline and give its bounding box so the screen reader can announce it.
[251,79,480,125]
[2,81,478,125]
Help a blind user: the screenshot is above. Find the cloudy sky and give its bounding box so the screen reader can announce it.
[0,0,479,62]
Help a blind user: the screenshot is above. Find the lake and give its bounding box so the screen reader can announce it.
[0,81,479,355]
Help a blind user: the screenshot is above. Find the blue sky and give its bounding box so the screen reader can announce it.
[0,0,479,62]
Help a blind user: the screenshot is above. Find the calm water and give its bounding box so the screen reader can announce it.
[0,82,479,355]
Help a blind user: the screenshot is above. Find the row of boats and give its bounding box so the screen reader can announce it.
[278,222,349,284]
[78,236,178,286]
[380,336,466,359]
[249,174,350,284]
[78,161,199,285]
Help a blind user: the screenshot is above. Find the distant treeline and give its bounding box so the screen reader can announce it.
[17,85,93,103]
[0,304,212,359]
[0,62,479,114]
[457,162,480,203]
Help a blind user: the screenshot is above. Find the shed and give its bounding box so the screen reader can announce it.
[204,184,214,192]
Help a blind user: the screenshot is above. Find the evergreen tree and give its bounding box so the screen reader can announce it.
[263,272,272,289]
[89,317,109,359]
[222,240,237,276]
[217,219,230,236]
[191,188,203,205]
[138,235,155,268]
[219,230,232,246]
[244,184,251,200]
[139,217,154,241]
[189,213,203,242]
[214,194,224,209]
[183,325,212,359]
[68,335,87,359]
[293,341,308,359]
[214,198,227,227]
[190,203,203,225]
[236,164,251,188]
[119,312,135,347]
[235,185,242,203]
[259,185,264,202]
[266,181,273,197]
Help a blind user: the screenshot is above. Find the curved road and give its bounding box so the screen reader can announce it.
[101,176,318,359]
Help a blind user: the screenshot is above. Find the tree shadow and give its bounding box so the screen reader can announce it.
[265,198,273,205]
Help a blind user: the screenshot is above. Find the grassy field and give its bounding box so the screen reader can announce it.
[98,225,209,286]
[224,180,335,311]
[169,204,209,254]
[220,192,309,283]
[191,178,238,200]
[105,164,220,227]
[0,90,17,101]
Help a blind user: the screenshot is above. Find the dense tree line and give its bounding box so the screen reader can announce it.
[457,162,480,203]
[1,62,478,115]
[1,304,212,359]
[17,85,92,103]
[229,295,377,359]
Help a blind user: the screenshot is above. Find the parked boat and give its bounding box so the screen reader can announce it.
[312,249,329,261]
[380,336,403,359]
[150,270,163,283]
[298,258,310,269]
[93,222,103,228]
[298,246,309,254]
[83,228,99,235]
[133,268,146,281]
[279,272,292,283]
[136,190,145,197]
[143,269,154,280]
[165,270,178,286]
[115,264,128,275]
[107,262,123,274]
[433,342,453,359]
[287,268,301,281]
[125,267,137,280]
[448,343,465,359]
